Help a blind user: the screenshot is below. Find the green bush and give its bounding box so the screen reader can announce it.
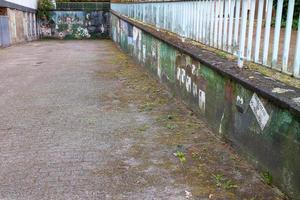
[37,0,55,20]
[273,0,300,29]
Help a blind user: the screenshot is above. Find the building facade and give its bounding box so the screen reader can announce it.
[0,0,38,47]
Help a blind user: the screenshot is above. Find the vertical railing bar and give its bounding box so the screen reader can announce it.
[156,3,159,28]
[171,3,174,32]
[271,0,284,68]
[233,0,240,55]
[184,2,187,37]
[210,0,215,46]
[282,0,295,73]
[170,3,172,30]
[227,0,235,52]
[197,0,201,42]
[214,0,219,47]
[218,0,224,49]
[143,4,146,22]
[180,1,183,36]
[246,0,256,60]
[191,2,195,39]
[0,17,2,47]
[202,0,207,43]
[223,0,229,50]
[207,0,212,44]
[188,2,192,39]
[237,0,248,68]
[198,0,202,42]
[194,1,198,40]
[175,3,177,32]
[205,0,210,44]
[262,0,273,66]
[293,14,300,77]
[185,2,190,38]
[166,4,168,30]
[254,0,264,63]
[163,2,165,28]
[192,1,196,40]
[206,0,210,44]
[166,3,168,30]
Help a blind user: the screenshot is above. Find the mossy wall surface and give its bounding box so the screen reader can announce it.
[111,14,300,199]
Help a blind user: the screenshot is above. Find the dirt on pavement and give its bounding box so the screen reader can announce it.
[0,40,283,200]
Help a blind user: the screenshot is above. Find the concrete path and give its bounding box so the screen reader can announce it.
[0,41,282,200]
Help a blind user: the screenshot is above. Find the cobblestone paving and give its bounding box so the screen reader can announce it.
[0,41,283,200]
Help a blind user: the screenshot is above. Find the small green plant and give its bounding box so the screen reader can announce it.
[167,114,173,120]
[212,174,225,187]
[261,171,273,185]
[223,179,238,189]
[166,123,177,130]
[156,114,174,122]
[138,124,149,132]
[217,51,228,59]
[174,151,186,163]
[212,173,238,190]
[139,102,154,112]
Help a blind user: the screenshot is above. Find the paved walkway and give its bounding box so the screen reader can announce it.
[0,41,282,200]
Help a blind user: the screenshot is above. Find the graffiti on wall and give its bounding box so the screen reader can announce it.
[40,11,109,39]
[111,14,300,198]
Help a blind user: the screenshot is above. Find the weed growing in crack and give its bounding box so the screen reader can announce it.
[174,151,186,164]
[223,179,238,189]
[261,171,273,185]
[138,124,149,132]
[166,123,177,130]
[212,173,238,190]
[138,102,154,112]
[167,114,173,120]
[191,152,199,160]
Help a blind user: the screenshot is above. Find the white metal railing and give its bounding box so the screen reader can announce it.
[111,0,300,78]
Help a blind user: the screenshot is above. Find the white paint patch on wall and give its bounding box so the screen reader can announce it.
[192,84,198,97]
[237,95,244,105]
[157,62,162,79]
[176,68,181,81]
[186,76,192,93]
[142,44,146,62]
[6,0,38,9]
[181,69,186,84]
[198,89,205,111]
[191,64,197,75]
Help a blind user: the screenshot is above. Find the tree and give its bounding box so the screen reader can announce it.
[37,0,55,20]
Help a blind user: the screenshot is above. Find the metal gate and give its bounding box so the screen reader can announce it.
[0,16,10,47]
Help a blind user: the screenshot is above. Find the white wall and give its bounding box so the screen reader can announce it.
[5,0,38,9]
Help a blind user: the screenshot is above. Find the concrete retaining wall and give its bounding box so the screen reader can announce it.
[110,13,300,199]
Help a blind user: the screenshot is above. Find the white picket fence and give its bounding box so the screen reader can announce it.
[111,0,300,78]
